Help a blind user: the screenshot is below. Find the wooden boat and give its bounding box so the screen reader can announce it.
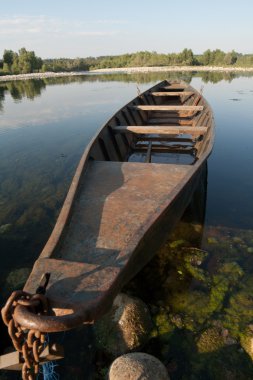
[11,80,215,333]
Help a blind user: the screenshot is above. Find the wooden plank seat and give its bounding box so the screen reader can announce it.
[131,105,204,111]
[112,125,207,136]
[159,86,187,90]
[151,91,194,96]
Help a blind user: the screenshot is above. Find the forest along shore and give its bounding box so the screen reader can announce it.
[1,66,253,82]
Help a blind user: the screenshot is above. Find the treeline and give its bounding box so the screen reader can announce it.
[1,48,253,76]
[89,49,253,69]
[42,58,89,72]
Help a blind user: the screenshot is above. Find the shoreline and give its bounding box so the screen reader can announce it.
[90,65,253,74]
[1,66,253,82]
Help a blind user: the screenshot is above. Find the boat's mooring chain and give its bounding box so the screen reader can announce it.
[1,274,50,380]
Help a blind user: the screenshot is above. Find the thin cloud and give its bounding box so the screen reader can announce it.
[70,31,118,37]
[95,19,128,25]
[0,16,64,36]
[0,15,128,56]
[0,15,127,37]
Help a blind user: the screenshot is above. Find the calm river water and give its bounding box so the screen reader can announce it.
[1,71,253,379]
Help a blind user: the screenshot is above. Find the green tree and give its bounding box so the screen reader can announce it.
[17,48,42,73]
[224,50,238,65]
[3,50,14,66]
[180,48,195,65]
[11,53,20,74]
[3,49,15,71]
[201,49,212,65]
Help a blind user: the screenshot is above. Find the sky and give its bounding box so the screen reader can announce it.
[0,0,252,59]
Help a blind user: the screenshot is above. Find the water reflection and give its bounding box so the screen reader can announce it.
[1,71,253,112]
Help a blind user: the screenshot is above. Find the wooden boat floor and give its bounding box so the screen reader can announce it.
[56,160,191,261]
[25,160,191,308]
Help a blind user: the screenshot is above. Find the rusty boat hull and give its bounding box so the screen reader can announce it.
[12,80,215,332]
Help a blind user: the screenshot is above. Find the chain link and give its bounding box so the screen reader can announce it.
[2,290,49,380]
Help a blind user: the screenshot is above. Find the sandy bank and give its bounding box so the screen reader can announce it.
[0,71,89,82]
[90,66,253,74]
[0,66,253,82]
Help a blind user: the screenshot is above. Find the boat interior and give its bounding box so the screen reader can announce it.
[88,80,212,166]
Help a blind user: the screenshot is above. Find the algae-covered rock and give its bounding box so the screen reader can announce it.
[240,330,253,360]
[108,352,170,380]
[169,290,210,330]
[196,326,225,353]
[94,293,153,357]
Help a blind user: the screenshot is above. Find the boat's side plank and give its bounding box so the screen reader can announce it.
[112,125,207,135]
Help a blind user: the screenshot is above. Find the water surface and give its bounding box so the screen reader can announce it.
[1,72,253,379]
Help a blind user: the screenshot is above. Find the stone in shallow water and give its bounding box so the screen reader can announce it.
[108,352,169,380]
[94,293,153,357]
[240,331,253,360]
[196,326,226,353]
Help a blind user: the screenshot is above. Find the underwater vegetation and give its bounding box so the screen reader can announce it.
[122,221,253,379]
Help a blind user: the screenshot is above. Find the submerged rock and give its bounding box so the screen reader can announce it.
[196,326,226,353]
[240,330,253,360]
[94,293,153,357]
[108,352,169,380]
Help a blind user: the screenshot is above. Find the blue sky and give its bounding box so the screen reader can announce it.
[0,0,252,58]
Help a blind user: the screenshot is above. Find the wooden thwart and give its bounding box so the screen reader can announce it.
[160,86,187,90]
[112,125,207,135]
[151,91,194,96]
[132,105,204,111]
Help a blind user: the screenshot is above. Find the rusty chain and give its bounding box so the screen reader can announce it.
[1,274,50,380]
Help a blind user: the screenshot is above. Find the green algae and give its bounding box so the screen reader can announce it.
[153,308,175,342]
[123,222,253,379]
